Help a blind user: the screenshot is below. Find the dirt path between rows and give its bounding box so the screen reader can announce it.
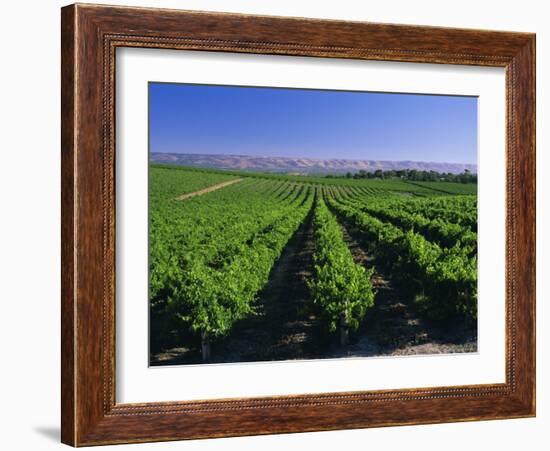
[175,178,243,201]
[150,207,319,365]
[336,218,477,357]
[214,208,320,363]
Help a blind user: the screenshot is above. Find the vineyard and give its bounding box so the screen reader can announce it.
[150,164,478,365]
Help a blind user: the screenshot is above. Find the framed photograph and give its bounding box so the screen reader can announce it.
[61,3,536,446]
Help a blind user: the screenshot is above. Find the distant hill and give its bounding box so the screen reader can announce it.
[150,152,477,175]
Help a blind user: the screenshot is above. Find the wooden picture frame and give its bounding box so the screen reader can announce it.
[61,3,535,446]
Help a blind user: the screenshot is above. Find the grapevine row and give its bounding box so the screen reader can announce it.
[326,196,477,323]
[175,191,314,360]
[335,192,477,252]
[308,196,375,344]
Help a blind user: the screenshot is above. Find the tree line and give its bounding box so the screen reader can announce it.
[326,169,477,183]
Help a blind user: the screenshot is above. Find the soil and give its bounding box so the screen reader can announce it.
[175,178,243,201]
[214,207,321,363]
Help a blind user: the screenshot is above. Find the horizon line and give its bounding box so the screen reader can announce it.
[150,151,478,167]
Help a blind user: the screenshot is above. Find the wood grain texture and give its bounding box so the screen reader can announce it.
[60,5,76,446]
[61,3,536,446]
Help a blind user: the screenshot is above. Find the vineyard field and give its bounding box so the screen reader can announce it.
[149,164,478,365]
[151,163,447,195]
[404,181,478,195]
[150,166,239,200]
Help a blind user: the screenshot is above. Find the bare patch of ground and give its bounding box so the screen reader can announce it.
[175,178,243,201]
[153,347,192,364]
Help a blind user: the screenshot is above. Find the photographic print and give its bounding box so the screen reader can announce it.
[148,83,478,366]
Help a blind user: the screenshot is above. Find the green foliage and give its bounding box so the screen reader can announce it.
[406,181,478,195]
[337,194,477,253]
[308,197,375,333]
[329,168,477,184]
[327,195,477,322]
[150,166,237,201]
[424,245,478,321]
[150,167,313,346]
[150,165,478,357]
[151,163,453,196]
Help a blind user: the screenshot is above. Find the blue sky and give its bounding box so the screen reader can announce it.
[149,83,477,165]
